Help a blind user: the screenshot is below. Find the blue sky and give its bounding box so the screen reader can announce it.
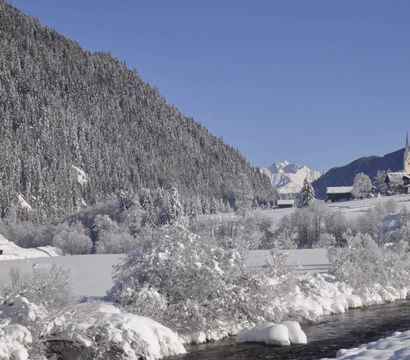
[9,0,410,171]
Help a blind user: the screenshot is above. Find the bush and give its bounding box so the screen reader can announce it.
[328,232,410,288]
[1,264,74,310]
[109,222,293,334]
[51,222,93,255]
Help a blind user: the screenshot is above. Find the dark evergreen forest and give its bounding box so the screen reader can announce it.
[0,1,274,223]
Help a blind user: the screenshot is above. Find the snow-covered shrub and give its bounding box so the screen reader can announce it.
[314,233,336,248]
[0,322,32,360]
[328,232,410,289]
[375,198,397,215]
[283,201,332,248]
[109,222,293,338]
[1,264,74,310]
[93,214,143,254]
[0,265,73,359]
[51,221,93,254]
[353,199,399,243]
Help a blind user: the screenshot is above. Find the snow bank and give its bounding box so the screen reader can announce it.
[289,274,408,320]
[44,303,186,359]
[324,330,410,359]
[0,324,32,360]
[0,239,61,260]
[236,321,307,346]
[0,297,39,360]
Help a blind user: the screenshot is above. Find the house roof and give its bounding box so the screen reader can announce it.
[326,186,353,194]
[277,199,295,205]
[385,172,410,182]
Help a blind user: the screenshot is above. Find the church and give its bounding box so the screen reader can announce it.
[385,135,410,194]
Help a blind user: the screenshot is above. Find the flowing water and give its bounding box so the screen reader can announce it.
[171,300,410,359]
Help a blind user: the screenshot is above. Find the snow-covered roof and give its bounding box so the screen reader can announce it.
[277,199,295,205]
[385,172,410,181]
[326,186,353,194]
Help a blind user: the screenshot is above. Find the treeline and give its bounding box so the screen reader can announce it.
[0,0,274,223]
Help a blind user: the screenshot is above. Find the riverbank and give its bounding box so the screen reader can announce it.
[171,301,410,360]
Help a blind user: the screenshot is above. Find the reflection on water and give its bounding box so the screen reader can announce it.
[171,300,410,360]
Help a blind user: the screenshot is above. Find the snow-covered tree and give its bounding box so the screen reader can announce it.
[374,170,388,195]
[234,177,254,217]
[399,207,408,229]
[328,232,410,288]
[168,186,184,221]
[52,221,93,255]
[352,172,373,199]
[299,178,315,207]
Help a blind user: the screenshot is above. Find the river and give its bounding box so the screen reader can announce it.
[171,300,410,359]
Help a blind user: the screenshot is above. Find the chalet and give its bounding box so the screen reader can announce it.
[385,134,410,194]
[385,172,410,194]
[277,199,295,208]
[326,186,353,202]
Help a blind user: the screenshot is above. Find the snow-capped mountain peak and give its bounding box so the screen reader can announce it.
[263,161,322,194]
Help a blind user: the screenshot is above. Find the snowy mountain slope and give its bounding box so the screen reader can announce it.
[264,161,322,194]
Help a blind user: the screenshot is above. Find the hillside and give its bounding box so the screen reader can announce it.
[313,148,403,198]
[0,1,274,221]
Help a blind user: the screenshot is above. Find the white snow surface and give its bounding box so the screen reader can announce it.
[236,321,307,346]
[264,160,322,194]
[17,194,32,211]
[72,165,88,185]
[323,330,410,360]
[0,296,46,360]
[0,254,122,297]
[288,273,408,320]
[0,237,61,260]
[0,323,31,360]
[44,302,186,360]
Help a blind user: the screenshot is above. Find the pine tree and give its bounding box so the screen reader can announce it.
[300,178,315,207]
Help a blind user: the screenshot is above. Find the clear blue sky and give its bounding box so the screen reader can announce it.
[9,0,410,171]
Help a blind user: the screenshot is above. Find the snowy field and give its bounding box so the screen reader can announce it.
[0,254,122,297]
[0,250,328,297]
[203,194,410,228]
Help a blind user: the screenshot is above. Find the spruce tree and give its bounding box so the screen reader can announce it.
[300,178,315,207]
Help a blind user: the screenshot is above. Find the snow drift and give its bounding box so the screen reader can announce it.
[236,321,307,346]
[324,330,410,359]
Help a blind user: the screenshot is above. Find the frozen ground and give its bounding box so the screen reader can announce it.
[0,254,122,298]
[0,250,328,298]
[324,330,410,360]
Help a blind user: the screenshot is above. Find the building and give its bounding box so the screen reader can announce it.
[385,134,410,194]
[326,186,354,202]
[277,199,295,208]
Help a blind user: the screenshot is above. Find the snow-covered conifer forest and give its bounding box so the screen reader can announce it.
[1,1,410,360]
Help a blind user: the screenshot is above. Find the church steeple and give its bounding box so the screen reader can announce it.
[404,133,410,173]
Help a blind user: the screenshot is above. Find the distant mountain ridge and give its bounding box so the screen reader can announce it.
[312,148,404,199]
[264,161,322,194]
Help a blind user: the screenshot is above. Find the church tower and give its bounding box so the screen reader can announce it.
[404,133,410,173]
